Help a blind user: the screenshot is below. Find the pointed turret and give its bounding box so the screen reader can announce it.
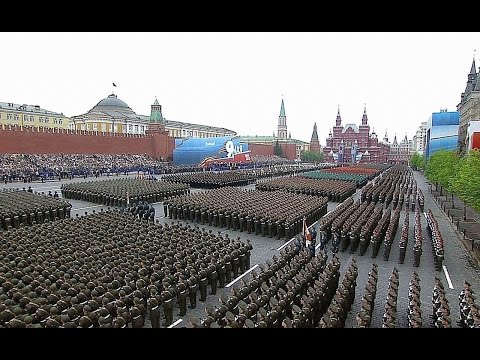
[361,104,368,125]
[277,98,288,139]
[310,122,321,153]
[469,57,477,78]
[150,97,163,123]
[462,56,478,100]
[475,69,480,91]
[310,123,319,142]
[335,105,342,127]
[383,129,389,143]
[393,134,398,145]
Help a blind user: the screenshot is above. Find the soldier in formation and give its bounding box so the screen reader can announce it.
[0,189,71,230]
[257,177,356,202]
[61,178,189,207]
[458,281,479,328]
[432,277,451,328]
[0,209,251,328]
[165,187,328,240]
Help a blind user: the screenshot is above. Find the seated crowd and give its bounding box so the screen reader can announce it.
[0,153,203,183]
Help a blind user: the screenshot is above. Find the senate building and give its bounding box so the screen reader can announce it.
[69,93,236,139]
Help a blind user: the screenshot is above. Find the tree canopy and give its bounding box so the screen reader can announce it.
[300,150,324,162]
[426,149,480,211]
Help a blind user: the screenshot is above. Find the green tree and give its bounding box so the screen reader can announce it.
[425,150,459,191]
[274,140,283,157]
[451,149,480,211]
[301,150,324,162]
[410,153,425,170]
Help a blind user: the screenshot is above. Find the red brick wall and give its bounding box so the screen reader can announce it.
[247,142,297,160]
[248,143,274,156]
[0,125,174,160]
[280,143,297,160]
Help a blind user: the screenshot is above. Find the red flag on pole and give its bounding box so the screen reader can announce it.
[303,217,312,245]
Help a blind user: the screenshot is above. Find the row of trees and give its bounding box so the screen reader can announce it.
[409,152,425,170]
[425,149,480,211]
[300,150,324,162]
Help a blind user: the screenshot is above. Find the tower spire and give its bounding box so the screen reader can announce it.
[150,97,163,124]
[310,122,321,154]
[361,103,368,125]
[277,98,287,139]
[470,51,477,75]
[335,105,342,127]
[462,54,478,99]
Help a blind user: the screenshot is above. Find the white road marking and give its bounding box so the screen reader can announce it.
[442,265,454,289]
[226,264,259,288]
[73,205,105,211]
[277,219,321,251]
[423,211,427,219]
[31,186,62,191]
[168,319,183,328]
[277,237,296,251]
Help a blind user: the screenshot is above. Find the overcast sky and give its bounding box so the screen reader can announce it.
[1,32,479,144]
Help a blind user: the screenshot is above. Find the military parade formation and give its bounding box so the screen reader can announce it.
[61,178,190,206]
[0,158,479,328]
[162,164,329,189]
[162,171,257,188]
[0,189,72,230]
[164,187,328,239]
[301,170,369,187]
[256,177,356,202]
[0,210,253,328]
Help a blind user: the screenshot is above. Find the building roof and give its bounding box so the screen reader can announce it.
[163,119,235,134]
[71,94,236,134]
[342,124,359,133]
[475,71,480,91]
[310,122,319,143]
[239,135,308,145]
[0,101,65,117]
[239,135,277,142]
[90,94,135,114]
[280,99,286,117]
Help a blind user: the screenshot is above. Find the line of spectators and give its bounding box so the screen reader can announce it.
[0,154,204,183]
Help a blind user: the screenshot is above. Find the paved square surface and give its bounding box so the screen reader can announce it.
[3,171,479,328]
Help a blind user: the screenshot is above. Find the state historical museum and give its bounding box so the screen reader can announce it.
[323,106,390,164]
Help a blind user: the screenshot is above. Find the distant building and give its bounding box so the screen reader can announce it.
[70,93,236,138]
[386,133,413,164]
[240,98,310,160]
[457,56,480,155]
[309,122,322,153]
[277,98,288,139]
[425,110,460,160]
[466,121,480,151]
[0,101,69,130]
[323,105,389,164]
[412,121,427,155]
